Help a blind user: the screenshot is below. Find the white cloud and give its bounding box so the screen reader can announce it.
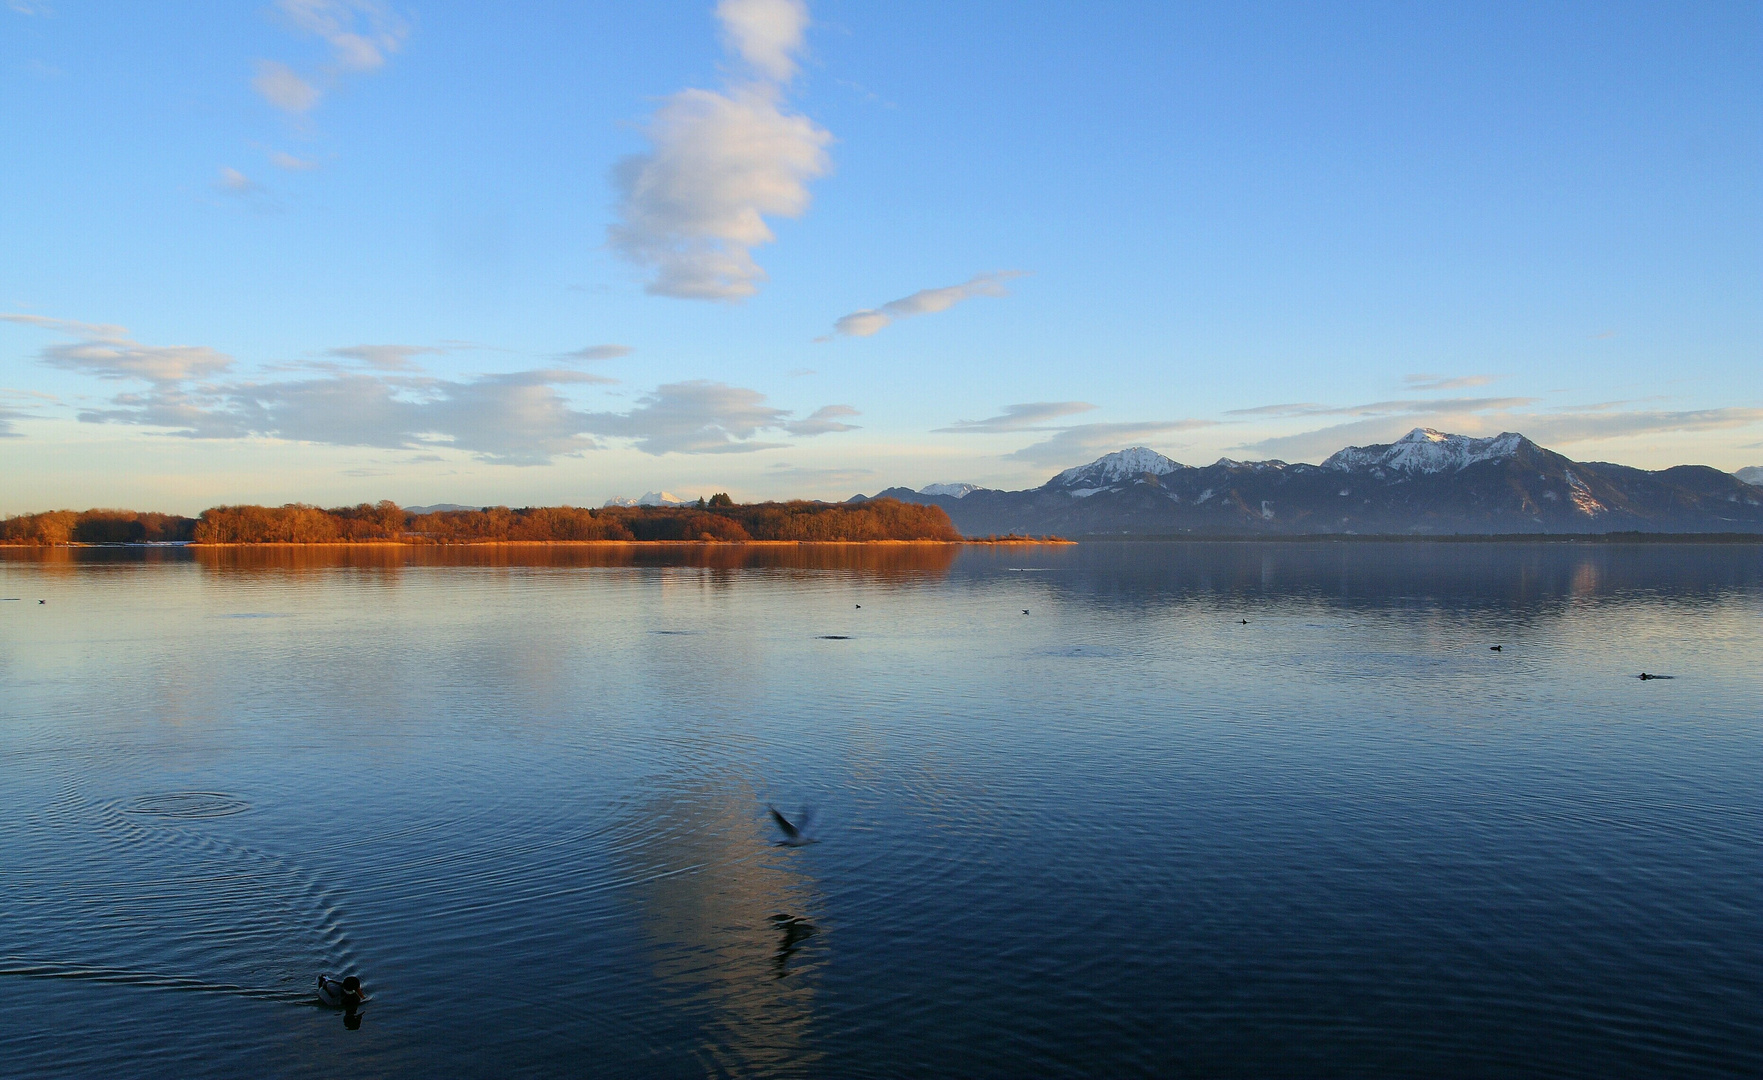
[4,313,856,464]
[1006,421,1217,467]
[716,0,809,82]
[216,167,262,195]
[253,60,321,113]
[269,150,321,171]
[829,272,1026,338]
[254,1,407,115]
[7,1,52,14]
[785,403,859,435]
[557,344,633,363]
[3,314,234,384]
[936,401,1096,433]
[1226,396,1538,420]
[328,344,443,371]
[278,0,406,72]
[608,2,830,300]
[581,380,791,454]
[1403,373,1496,391]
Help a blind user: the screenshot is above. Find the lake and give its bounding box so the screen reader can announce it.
[2,542,1759,1078]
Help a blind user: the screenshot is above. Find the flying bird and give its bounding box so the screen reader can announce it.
[767,805,817,847]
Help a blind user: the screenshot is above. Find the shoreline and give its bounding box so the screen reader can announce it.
[1,538,1071,549]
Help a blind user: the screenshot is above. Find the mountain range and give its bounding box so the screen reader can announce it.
[860,429,1763,536]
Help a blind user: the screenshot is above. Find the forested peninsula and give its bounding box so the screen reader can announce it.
[0,498,966,545]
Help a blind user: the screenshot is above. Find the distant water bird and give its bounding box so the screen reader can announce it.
[39,599,46,604]
[1023,609,1030,615]
[1638,672,1674,680]
[1489,645,1502,651]
[768,805,817,847]
[1241,619,1248,624]
[855,604,861,608]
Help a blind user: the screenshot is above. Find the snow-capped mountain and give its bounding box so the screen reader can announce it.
[1047,447,1185,491]
[1323,428,1528,474]
[604,491,693,508]
[1737,466,1763,486]
[858,429,1763,536]
[920,482,980,499]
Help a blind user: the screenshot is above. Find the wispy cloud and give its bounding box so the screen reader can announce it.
[328,344,443,371]
[935,401,1096,433]
[253,61,321,113]
[784,403,859,435]
[1006,421,1216,467]
[5,314,855,464]
[2,314,234,384]
[269,150,322,171]
[609,0,830,300]
[1238,405,1763,463]
[1403,373,1496,391]
[7,1,52,15]
[215,167,263,195]
[765,461,877,486]
[254,0,408,115]
[1226,396,1538,420]
[827,272,1026,339]
[557,344,633,363]
[580,379,847,454]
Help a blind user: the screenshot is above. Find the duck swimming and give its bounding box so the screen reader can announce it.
[317,974,367,1011]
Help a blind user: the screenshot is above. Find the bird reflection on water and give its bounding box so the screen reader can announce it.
[770,914,818,980]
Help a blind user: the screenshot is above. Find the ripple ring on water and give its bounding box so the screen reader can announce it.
[123,792,252,819]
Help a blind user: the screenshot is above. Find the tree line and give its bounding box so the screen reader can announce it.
[2,498,960,544]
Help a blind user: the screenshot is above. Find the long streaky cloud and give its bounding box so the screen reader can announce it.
[1006,420,1217,467]
[936,401,1096,433]
[1404,373,1496,391]
[829,272,1026,339]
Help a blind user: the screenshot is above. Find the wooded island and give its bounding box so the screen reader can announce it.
[0,498,970,544]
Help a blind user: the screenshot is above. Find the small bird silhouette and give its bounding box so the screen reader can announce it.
[1022,609,1030,615]
[1490,645,1502,651]
[768,805,817,847]
[1240,619,1248,624]
[855,604,861,608]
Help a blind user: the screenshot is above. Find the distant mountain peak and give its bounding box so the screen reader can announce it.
[920,482,979,499]
[1323,428,1530,474]
[1737,466,1763,487]
[1048,447,1185,489]
[604,491,694,507]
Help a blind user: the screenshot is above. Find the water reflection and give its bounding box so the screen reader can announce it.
[1,542,964,577]
[3,540,1760,1078]
[623,776,824,1076]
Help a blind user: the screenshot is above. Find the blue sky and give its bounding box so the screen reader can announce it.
[3,0,1759,513]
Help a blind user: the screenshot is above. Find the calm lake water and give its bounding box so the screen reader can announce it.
[2,542,1759,1078]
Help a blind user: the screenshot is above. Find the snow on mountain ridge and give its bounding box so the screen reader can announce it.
[1048,447,1185,488]
[1322,428,1528,474]
[919,482,979,498]
[1737,466,1763,486]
